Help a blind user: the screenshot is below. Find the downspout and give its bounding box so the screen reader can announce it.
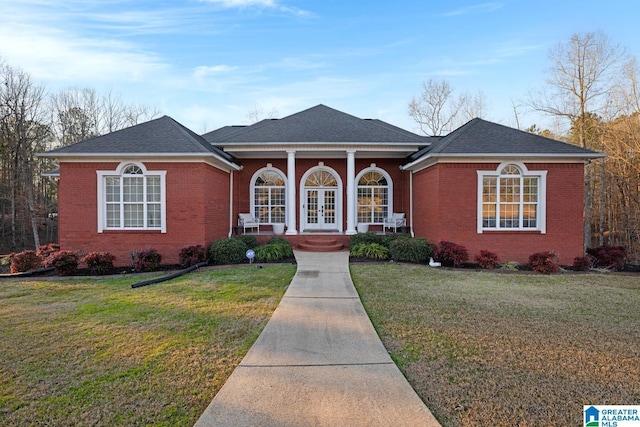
[228,170,234,238]
[410,170,415,237]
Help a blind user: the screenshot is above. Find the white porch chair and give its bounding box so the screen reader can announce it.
[383,212,406,234]
[238,213,260,234]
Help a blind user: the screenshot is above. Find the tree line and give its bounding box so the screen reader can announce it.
[410,32,640,263]
[3,31,639,262]
[0,60,159,254]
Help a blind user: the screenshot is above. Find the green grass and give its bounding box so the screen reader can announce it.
[0,265,296,426]
[351,265,640,427]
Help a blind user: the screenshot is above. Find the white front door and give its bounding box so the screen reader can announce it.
[305,188,337,230]
[301,167,342,232]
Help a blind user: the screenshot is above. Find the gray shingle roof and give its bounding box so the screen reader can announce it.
[407,118,604,162]
[42,115,237,163]
[203,104,429,144]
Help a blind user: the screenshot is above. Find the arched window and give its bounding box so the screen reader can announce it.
[478,162,546,232]
[356,167,392,224]
[97,162,166,232]
[251,168,286,224]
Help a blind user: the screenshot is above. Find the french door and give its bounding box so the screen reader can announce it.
[304,188,337,231]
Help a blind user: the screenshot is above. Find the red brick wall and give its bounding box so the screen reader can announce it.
[58,161,230,266]
[412,162,585,264]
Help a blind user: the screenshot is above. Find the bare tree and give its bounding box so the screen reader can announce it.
[0,63,50,250]
[408,79,487,136]
[49,88,161,148]
[529,31,625,249]
[245,103,279,124]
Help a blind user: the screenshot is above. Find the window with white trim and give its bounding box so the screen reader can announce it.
[477,163,546,233]
[356,167,392,224]
[97,163,166,232]
[251,168,286,224]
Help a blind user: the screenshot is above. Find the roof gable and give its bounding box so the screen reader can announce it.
[42,116,236,164]
[407,118,604,163]
[203,104,428,144]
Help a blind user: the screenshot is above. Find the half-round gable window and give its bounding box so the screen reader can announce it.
[123,164,143,175]
[500,164,521,175]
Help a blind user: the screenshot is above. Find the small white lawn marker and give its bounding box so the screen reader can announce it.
[246,249,255,265]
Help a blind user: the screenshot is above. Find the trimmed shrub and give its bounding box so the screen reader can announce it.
[238,235,258,249]
[572,256,592,272]
[210,238,248,265]
[81,252,115,275]
[349,232,383,249]
[267,236,291,246]
[42,250,79,275]
[10,250,40,273]
[350,243,390,260]
[586,245,627,270]
[475,250,499,270]
[380,233,409,249]
[528,251,559,274]
[178,245,208,268]
[36,243,60,261]
[254,243,294,262]
[435,241,469,267]
[389,237,433,264]
[132,249,162,272]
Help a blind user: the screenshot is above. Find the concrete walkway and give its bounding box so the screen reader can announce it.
[194,251,440,427]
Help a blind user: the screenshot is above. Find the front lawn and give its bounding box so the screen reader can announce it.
[351,265,640,427]
[0,265,296,426]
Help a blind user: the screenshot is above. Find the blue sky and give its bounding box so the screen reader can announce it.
[1,0,639,134]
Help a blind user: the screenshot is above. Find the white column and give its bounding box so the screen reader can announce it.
[346,150,357,235]
[285,150,298,235]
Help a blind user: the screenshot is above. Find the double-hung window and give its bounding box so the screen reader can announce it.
[477,163,546,233]
[98,163,166,232]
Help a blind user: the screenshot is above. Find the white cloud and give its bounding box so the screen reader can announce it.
[193,65,238,79]
[0,22,166,84]
[441,2,503,17]
[202,0,277,7]
[199,0,311,17]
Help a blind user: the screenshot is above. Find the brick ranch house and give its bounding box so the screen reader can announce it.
[40,104,604,266]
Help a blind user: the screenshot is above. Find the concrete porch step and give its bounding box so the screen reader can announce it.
[297,237,346,252]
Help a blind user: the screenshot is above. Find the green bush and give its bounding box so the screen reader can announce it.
[42,250,79,275]
[380,233,410,248]
[349,232,383,249]
[210,238,248,265]
[267,236,290,246]
[238,235,258,249]
[254,243,293,262]
[350,243,390,260]
[389,237,433,264]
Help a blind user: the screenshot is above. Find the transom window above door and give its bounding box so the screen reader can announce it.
[305,170,337,187]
